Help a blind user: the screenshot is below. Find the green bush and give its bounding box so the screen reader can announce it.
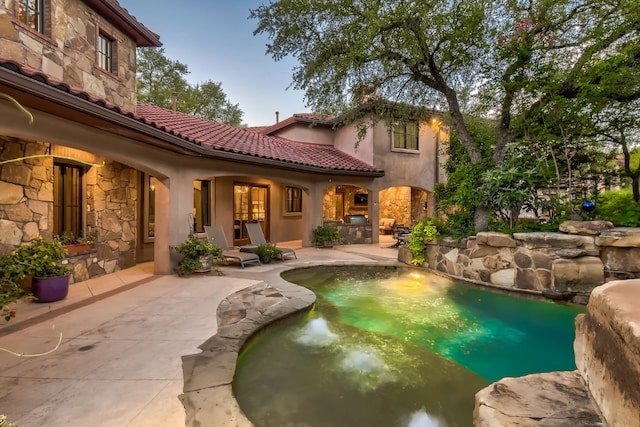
[407,219,440,265]
[595,189,640,226]
[312,225,341,246]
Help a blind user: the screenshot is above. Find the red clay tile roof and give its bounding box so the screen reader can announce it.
[135,104,382,173]
[0,57,382,175]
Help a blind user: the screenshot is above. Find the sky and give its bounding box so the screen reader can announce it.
[119,1,308,127]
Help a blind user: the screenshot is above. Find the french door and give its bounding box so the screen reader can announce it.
[233,184,269,245]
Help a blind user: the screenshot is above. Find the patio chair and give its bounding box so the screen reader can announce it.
[204,225,261,268]
[244,222,297,260]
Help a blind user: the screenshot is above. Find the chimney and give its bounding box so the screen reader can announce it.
[275,111,279,123]
[172,92,177,112]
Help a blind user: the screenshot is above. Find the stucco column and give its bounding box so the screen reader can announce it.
[369,189,380,243]
[153,174,194,274]
[302,183,325,247]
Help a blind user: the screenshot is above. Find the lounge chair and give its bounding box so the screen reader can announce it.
[204,225,261,268]
[244,222,297,260]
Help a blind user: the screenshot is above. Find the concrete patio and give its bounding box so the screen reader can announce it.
[0,239,401,426]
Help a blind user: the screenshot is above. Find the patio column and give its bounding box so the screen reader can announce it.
[153,174,194,274]
[302,184,324,247]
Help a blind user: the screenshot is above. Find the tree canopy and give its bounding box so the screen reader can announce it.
[136,48,244,126]
[252,0,640,230]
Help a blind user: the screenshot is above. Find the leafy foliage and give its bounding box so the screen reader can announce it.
[407,219,440,266]
[594,189,640,226]
[137,48,244,126]
[312,225,341,246]
[3,237,71,280]
[170,234,223,276]
[252,0,640,231]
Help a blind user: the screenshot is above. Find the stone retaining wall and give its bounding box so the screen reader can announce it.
[399,223,640,304]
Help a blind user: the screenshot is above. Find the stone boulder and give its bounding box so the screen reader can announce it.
[596,227,640,247]
[476,232,517,248]
[474,371,605,426]
[574,280,640,427]
[514,232,596,250]
[552,257,604,292]
[559,220,614,235]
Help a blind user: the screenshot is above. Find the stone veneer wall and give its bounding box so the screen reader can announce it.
[399,224,640,304]
[0,0,138,111]
[0,138,138,283]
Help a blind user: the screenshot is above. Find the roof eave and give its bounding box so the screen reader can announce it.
[1,67,384,177]
[81,0,162,47]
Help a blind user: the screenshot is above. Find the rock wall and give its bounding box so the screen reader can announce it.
[405,223,640,304]
[0,0,138,111]
[0,138,138,283]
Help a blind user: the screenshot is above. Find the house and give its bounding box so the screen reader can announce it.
[0,0,446,283]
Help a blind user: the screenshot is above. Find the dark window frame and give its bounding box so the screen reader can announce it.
[53,162,84,239]
[285,186,302,213]
[98,32,116,73]
[392,120,420,151]
[16,0,46,34]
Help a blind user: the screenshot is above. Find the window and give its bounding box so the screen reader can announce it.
[17,0,44,33]
[53,163,83,238]
[392,120,419,150]
[98,33,115,72]
[193,180,211,233]
[285,186,302,213]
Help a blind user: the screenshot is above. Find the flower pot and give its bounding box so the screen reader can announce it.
[63,243,93,254]
[193,255,212,273]
[32,275,70,303]
[258,254,272,264]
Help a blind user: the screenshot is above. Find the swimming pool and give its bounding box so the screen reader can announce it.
[234,266,584,427]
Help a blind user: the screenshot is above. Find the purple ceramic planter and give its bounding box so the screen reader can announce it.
[32,275,70,303]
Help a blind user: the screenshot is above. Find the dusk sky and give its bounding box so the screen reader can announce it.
[120,1,308,127]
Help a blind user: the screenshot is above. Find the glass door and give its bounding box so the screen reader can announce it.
[233,184,269,245]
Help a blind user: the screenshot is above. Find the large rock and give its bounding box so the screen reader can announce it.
[476,232,517,247]
[474,371,605,426]
[596,227,640,247]
[559,220,614,235]
[601,247,640,273]
[574,280,640,427]
[0,180,24,204]
[514,232,596,250]
[552,257,604,292]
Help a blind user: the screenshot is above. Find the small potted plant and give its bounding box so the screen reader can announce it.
[171,233,223,276]
[254,243,282,264]
[55,230,98,254]
[312,225,341,248]
[3,237,72,303]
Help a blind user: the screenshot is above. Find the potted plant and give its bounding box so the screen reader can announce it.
[55,230,98,254]
[4,237,72,303]
[171,233,223,276]
[254,243,282,264]
[312,225,341,248]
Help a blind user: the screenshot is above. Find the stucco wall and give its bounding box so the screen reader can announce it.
[0,0,138,111]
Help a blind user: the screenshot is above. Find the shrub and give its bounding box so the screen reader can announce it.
[595,189,640,226]
[407,219,440,265]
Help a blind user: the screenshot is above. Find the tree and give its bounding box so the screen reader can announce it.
[251,0,640,231]
[137,48,243,126]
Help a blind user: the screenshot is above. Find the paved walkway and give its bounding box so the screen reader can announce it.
[0,240,401,427]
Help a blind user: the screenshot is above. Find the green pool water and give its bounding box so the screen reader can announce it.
[234,266,584,427]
